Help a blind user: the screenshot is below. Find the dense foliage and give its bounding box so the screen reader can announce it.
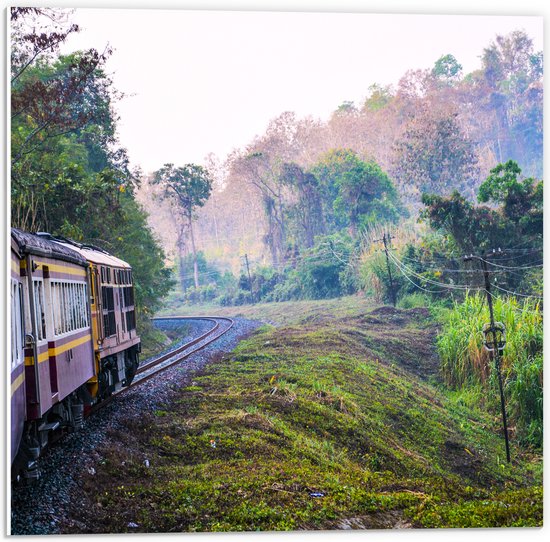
[438,294,542,447]
[10,8,173,320]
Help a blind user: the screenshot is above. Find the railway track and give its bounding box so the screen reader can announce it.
[91,316,234,411]
[131,316,235,388]
[15,316,236,483]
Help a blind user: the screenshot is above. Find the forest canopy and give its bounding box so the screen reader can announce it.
[138,28,542,306]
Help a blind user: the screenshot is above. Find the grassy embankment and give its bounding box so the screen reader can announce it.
[70,296,542,532]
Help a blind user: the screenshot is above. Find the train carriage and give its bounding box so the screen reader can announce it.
[11,229,95,476]
[11,229,141,479]
[45,237,141,400]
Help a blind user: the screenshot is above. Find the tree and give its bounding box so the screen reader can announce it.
[11,54,130,235]
[279,162,325,248]
[392,107,479,201]
[432,54,463,82]
[12,39,112,166]
[478,160,542,242]
[421,191,503,253]
[421,161,542,255]
[153,164,213,289]
[334,159,401,237]
[363,83,393,111]
[474,31,543,175]
[311,149,402,237]
[10,7,173,323]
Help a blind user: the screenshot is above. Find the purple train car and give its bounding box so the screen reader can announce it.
[11,229,95,479]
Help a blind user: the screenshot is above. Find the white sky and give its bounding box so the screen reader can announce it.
[55,7,543,174]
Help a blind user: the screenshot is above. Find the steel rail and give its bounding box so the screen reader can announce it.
[89,316,234,412]
[129,316,234,388]
[136,317,220,375]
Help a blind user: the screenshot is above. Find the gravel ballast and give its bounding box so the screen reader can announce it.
[10,317,262,535]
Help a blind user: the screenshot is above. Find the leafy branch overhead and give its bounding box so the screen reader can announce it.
[10,7,173,319]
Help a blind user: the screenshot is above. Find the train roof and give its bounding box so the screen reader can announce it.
[33,233,132,269]
[11,228,89,267]
[53,242,131,269]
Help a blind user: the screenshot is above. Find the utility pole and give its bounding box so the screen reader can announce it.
[243,253,254,303]
[374,232,396,307]
[464,250,511,463]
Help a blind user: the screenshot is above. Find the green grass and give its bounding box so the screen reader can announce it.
[67,300,542,533]
[437,293,543,447]
[156,294,378,326]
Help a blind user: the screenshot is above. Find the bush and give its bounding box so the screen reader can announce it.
[183,283,218,304]
[397,292,431,309]
[437,293,543,447]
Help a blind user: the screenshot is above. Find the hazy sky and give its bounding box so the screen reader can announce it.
[56,8,543,174]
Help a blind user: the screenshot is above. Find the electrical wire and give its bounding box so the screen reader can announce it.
[492,284,544,300]
[479,258,543,271]
[389,255,451,294]
[387,250,472,291]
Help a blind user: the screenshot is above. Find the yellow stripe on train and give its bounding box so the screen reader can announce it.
[24,334,92,365]
[35,261,87,277]
[11,372,25,396]
[50,334,92,356]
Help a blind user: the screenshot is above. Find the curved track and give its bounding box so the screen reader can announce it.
[90,316,234,413]
[130,316,234,388]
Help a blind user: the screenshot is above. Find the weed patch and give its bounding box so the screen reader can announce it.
[64,303,542,533]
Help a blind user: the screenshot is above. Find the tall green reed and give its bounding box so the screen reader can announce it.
[438,293,543,447]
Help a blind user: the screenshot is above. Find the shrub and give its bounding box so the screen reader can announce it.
[437,293,543,447]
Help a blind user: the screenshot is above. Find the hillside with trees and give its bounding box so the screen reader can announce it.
[138,29,542,306]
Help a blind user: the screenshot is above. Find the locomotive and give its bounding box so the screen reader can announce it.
[10,228,141,480]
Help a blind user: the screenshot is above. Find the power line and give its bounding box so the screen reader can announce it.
[492,283,543,300]
[389,255,451,294]
[387,251,472,291]
[479,258,543,271]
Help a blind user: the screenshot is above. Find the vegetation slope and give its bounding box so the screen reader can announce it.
[64,298,542,532]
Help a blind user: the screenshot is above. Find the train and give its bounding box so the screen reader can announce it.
[10,228,141,481]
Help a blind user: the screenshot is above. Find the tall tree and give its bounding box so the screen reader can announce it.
[311,149,402,237]
[392,106,479,202]
[279,162,325,248]
[471,30,543,175]
[153,164,213,289]
[10,7,173,321]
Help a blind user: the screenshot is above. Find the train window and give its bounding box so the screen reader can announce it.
[32,279,46,341]
[51,282,61,334]
[102,287,116,337]
[50,281,89,336]
[11,280,24,369]
[125,309,136,331]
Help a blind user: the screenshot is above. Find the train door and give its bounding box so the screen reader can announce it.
[11,276,25,463]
